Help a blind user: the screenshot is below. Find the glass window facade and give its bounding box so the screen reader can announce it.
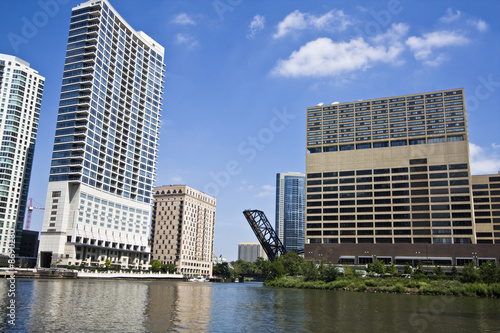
[38,0,165,269]
[0,54,44,254]
[276,172,305,253]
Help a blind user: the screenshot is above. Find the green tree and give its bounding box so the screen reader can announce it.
[280,251,304,276]
[321,265,340,282]
[460,261,480,283]
[302,260,319,281]
[104,258,112,269]
[413,263,426,279]
[161,263,177,274]
[213,262,231,279]
[479,261,499,284]
[150,260,162,272]
[268,260,285,280]
[372,260,386,275]
[255,257,270,276]
[231,259,257,277]
[451,266,459,280]
[343,265,354,277]
[387,263,398,275]
[432,266,445,279]
[404,264,412,275]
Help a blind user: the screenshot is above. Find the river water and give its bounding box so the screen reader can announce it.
[1,278,499,332]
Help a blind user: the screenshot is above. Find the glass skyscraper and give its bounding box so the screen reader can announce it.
[38,0,164,269]
[275,172,305,253]
[0,54,44,255]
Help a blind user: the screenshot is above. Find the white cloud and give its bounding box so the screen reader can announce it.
[371,22,409,44]
[175,33,198,48]
[247,14,265,39]
[468,19,488,32]
[273,9,351,39]
[255,185,275,197]
[470,143,500,175]
[439,8,461,23]
[272,35,404,78]
[406,30,469,65]
[172,13,196,25]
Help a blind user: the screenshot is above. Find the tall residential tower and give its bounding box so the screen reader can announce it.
[0,54,44,255]
[275,172,305,253]
[38,0,165,269]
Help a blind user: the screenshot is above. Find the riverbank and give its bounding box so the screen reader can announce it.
[265,276,500,297]
[2,268,184,280]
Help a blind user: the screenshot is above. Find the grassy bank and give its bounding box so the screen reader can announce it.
[264,275,500,298]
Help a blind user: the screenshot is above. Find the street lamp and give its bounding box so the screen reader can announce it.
[472,252,478,267]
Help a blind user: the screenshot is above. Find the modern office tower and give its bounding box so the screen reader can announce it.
[38,0,165,269]
[305,88,500,265]
[238,242,266,262]
[275,172,305,252]
[0,54,44,255]
[151,185,216,277]
[472,173,500,245]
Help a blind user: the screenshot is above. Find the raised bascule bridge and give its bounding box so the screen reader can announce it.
[243,209,303,261]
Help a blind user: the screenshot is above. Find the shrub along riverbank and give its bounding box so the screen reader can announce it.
[265,275,500,297]
[261,252,500,298]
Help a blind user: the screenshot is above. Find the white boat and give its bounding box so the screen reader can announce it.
[188,276,209,282]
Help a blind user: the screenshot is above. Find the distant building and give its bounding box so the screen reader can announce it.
[238,242,266,262]
[37,0,164,269]
[304,88,500,265]
[151,185,216,277]
[0,54,44,255]
[275,172,305,252]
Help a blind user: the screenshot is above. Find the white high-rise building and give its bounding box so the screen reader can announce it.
[38,0,164,269]
[0,54,44,255]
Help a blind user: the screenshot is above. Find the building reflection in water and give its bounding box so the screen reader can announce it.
[145,281,212,332]
[22,279,149,332]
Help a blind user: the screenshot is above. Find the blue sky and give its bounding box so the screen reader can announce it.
[2,0,500,261]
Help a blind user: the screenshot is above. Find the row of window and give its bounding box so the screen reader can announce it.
[307,237,473,244]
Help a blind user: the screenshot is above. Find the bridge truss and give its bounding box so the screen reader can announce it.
[243,210,286,261]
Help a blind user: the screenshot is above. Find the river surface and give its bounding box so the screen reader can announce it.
[1,278,499,332]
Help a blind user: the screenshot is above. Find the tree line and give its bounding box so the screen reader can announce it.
[212,252,500,285]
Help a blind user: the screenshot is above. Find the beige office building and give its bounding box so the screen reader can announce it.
[472,173,500,244]
[151,185,216,277]
[305,88,500,265]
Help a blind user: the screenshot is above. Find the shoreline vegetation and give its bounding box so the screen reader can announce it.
[264,275,500,298]
[219,252,500,298]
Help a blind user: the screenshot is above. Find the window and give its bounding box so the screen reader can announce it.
[340,144,354,151]
[391,140,407,147]
[356,143,371,150]
[409,139,425,145]
[428,137,445,144]
[373,141,389,148]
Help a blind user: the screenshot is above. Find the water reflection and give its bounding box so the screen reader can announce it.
[1,279,499,332]
[145,281,212,332]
